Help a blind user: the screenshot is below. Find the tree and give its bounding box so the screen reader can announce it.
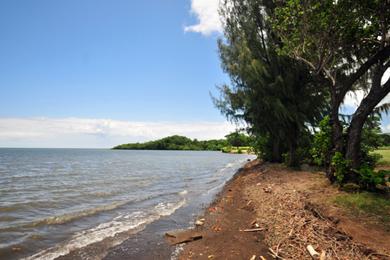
[225,131,253,147]
[214,0,326,166]
[272,0,390,181]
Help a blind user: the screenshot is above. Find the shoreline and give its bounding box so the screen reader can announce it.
[176,160,390,260]
[52,156,255,260]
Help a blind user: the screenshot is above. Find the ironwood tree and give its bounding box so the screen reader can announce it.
[214,0,326,166]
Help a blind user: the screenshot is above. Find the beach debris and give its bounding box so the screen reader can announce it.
[208,255,215,259]
[211,225,222,232]
[249,255,256,260]
[263,186,272,193]
[268,248,282,259]
[320,251,327,260]
[306,245,320,259]
[208,207,218,213]
[165,230,203,245]
[250,220,260,228]
[260,256,267,260]
[241,228,264,232]
[195,218,205,226]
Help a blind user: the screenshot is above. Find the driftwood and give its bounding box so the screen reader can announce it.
[165,230,203,245]
[306,245,320,259]
[241,228,264,232]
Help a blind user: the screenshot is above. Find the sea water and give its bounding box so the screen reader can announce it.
[0,149,254,259]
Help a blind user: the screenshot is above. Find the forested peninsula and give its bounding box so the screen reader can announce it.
[113,133,253,151]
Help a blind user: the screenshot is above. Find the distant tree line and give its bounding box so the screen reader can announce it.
[113,132,253,151]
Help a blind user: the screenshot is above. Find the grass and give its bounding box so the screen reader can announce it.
[222,146,254,154]
[333,192,390,230]
[373,149,390,166]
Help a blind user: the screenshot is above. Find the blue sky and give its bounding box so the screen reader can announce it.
[0,0,225,121]
[0,0,238,147]
[0,0,389,148]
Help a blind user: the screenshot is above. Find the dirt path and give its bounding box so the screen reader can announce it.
[178,161,390,260]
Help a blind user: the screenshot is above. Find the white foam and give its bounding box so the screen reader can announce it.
[170,244,184,260]
[178,190,188,196]
[24,199,186,260]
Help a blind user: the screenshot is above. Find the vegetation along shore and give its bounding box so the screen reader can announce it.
[113,132,254,153]
[162,0,390,259]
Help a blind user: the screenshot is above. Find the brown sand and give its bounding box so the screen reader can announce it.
[177,160,390,260]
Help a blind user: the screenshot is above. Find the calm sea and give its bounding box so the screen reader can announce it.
[0,149,254,259]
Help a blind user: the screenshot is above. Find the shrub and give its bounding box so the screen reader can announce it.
[355,166,389,191]
[311,116,331,166]
[331,152,350,184]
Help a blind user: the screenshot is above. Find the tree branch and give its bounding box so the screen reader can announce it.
[337,46,390,105]
[346,46,390,88]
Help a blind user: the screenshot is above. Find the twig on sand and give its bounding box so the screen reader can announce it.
[268,247,285,260]
[241,228,264,232]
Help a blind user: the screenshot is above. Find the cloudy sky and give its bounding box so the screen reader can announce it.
[0,0,388,148]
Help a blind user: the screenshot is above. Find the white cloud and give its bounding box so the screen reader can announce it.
[342,68,390,111]
[0,117,237,148]
[185,0,222,36]
[343,89,366,108]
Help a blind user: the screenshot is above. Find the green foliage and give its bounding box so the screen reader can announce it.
[272,0,388,79]
[358,115,385,168]
[221,146,253,154]
[333,192,390,230]
[373,149,390,166]
[272,0,389,176]
[311,116,332,166]
[113,135,228,151]
[225,131,254,147]
[355,166,388,190]
[380,134,390,146]
[331,152,350,184]
[214,0,327,166]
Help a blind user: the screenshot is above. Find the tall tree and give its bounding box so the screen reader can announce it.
[214,0,326,166]
[272,0,390,180]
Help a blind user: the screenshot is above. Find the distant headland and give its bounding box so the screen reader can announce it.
[112,133,254,154]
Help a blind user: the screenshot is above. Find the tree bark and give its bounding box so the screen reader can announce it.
[326,87,343,182]
[271,139,282,162]
[288,140,299,167]
[346,75,390,170]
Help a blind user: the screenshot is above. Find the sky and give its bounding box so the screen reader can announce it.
[0,0,388,148]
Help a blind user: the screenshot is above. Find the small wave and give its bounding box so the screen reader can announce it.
[24,199,186,260]
[171,244,185,260]
[0,200,132,233]
[178,190,188,196]
[0,194,165,232]
[225,162,235,168]
[44,202,131,225]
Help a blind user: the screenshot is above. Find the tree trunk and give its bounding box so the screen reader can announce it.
[346,81,390,170]
[327,89,343,183]
[271,139,282,162]
[288,140,299,167]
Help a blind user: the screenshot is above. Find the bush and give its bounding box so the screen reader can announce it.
[355,166,389,191]
[311,116,331,166]
[331,152,350,184]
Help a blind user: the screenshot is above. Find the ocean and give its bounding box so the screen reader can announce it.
[0,148,254,259]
